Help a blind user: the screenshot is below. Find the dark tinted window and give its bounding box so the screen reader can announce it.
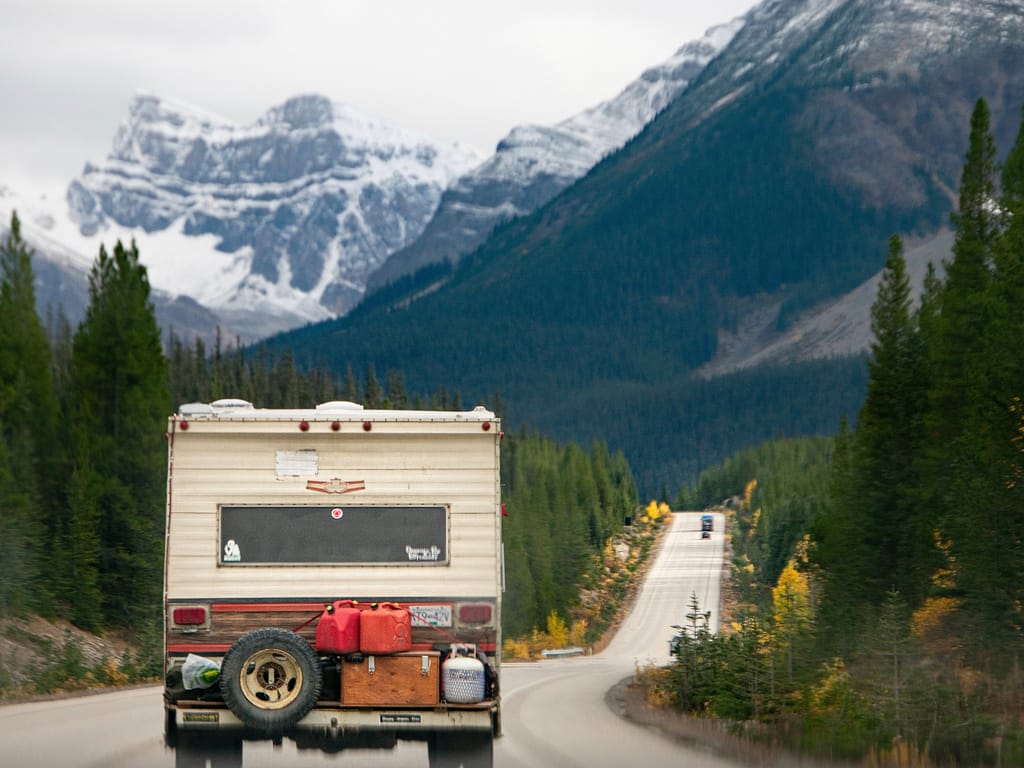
[219,505,448,565]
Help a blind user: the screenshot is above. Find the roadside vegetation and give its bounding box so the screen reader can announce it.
[503,500,668,660]
[0,211,648,697]
[636,99,1024,767]
[3,92,1024,768]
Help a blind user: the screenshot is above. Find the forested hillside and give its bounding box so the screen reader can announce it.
[659,100,1024,767]
[266,89,891,494]
[259,5,1024,498]
[4,89,1024,767]
[0,223,644,685]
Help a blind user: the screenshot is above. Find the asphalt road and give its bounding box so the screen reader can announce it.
[0,511,732,768]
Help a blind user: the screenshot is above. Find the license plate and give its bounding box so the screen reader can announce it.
[409,604,452,627]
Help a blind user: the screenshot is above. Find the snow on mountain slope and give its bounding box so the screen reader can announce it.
[59,93,482,334]
[366,17,745,292]
[3,16,747,339]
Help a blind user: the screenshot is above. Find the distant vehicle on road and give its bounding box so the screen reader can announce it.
[700,514,713,539]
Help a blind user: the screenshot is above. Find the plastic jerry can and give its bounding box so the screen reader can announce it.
[442,645,486,704]
[359,602,412,654]
[315,599,362,654]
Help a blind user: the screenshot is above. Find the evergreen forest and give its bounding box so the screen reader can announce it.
[661,99,1024,766]
[2,92,1024,767]
[0,224,641,679]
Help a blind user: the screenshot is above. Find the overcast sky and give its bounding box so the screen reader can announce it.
[3,0,756,194]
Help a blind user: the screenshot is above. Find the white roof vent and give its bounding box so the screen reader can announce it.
[178,402,215,417]
[209,398,254,411]
[315,401,365,411]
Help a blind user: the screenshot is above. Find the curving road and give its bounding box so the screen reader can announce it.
[0,511,734,767]
[494,510,734,768]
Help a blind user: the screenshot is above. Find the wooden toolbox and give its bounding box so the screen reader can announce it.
[341,651,440,706]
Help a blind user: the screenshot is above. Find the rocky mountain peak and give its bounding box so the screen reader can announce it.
[366,16,745,292]
[63,93,481,334]
[259,94,335,131]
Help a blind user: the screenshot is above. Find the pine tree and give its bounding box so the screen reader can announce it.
[363,365,382,408]
[68,240,169,629]
[814,237,932,652]
[0,211,60,613]
[342,364,360,402]
[916,100,1001,649]
[953,103,1024,649]
[928,98,998,444]
[0,432,37,616]
[384,369,408,408]
[64,466,103,631]
[861,235,932,606]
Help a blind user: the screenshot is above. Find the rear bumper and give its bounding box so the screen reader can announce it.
[170,701,496,734]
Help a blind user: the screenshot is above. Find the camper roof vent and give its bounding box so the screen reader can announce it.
[178,402,214,417]
[316,401,365,412]
[209,398,254,412]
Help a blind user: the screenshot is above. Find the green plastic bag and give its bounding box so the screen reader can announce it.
[181,653,220,689]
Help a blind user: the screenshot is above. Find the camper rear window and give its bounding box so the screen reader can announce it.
[218,505,448,566]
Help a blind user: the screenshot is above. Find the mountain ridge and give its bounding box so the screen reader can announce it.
[65,92,481,327]
[262,0,1024,491]
[366,17,745,292]
[2,17,747,344]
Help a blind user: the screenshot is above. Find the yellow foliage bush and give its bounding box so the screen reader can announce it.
[910,596,962,646]
[568,619,588,647]
[546,611,569,648]
[100,658,130,687]
[503,638,531,660]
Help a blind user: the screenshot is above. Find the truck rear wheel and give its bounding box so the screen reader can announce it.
[220,627,321,732]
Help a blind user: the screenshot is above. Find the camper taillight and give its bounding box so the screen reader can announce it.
[172,607,207,625]
[459,604,492,624]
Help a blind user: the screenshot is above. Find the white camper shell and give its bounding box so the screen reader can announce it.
[163,399,502,766]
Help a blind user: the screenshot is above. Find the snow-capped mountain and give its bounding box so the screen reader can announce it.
[654,0,1024,214]
[7,17,744,341]
[61,93,482,336]
[366,18,744,293]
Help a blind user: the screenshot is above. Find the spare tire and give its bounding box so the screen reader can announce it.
[220,628,321,732]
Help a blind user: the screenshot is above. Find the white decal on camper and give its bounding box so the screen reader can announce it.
[223,539,241,562]
[405,545,442,561]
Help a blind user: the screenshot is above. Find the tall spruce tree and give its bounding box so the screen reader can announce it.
[860,235,932,606]
[956,104,1024,649]
[918,100,1000,646]
[814,239,931,652]
[69,240,169,629]
[0,211,60,614]
[930,98,998,439]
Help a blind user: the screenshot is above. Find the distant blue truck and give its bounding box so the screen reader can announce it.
[700,514,713,539]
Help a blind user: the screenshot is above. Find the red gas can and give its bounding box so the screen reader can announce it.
[315,599,362,654]
[359,602,412,654]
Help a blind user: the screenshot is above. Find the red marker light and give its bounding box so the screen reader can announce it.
[458,604,492,624]
[172,607,207,625]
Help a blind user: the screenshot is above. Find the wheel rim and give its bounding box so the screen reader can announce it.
[237,647,305,710]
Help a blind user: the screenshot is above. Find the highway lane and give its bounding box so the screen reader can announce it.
[0,511,732,767]
[494,510,735,768]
